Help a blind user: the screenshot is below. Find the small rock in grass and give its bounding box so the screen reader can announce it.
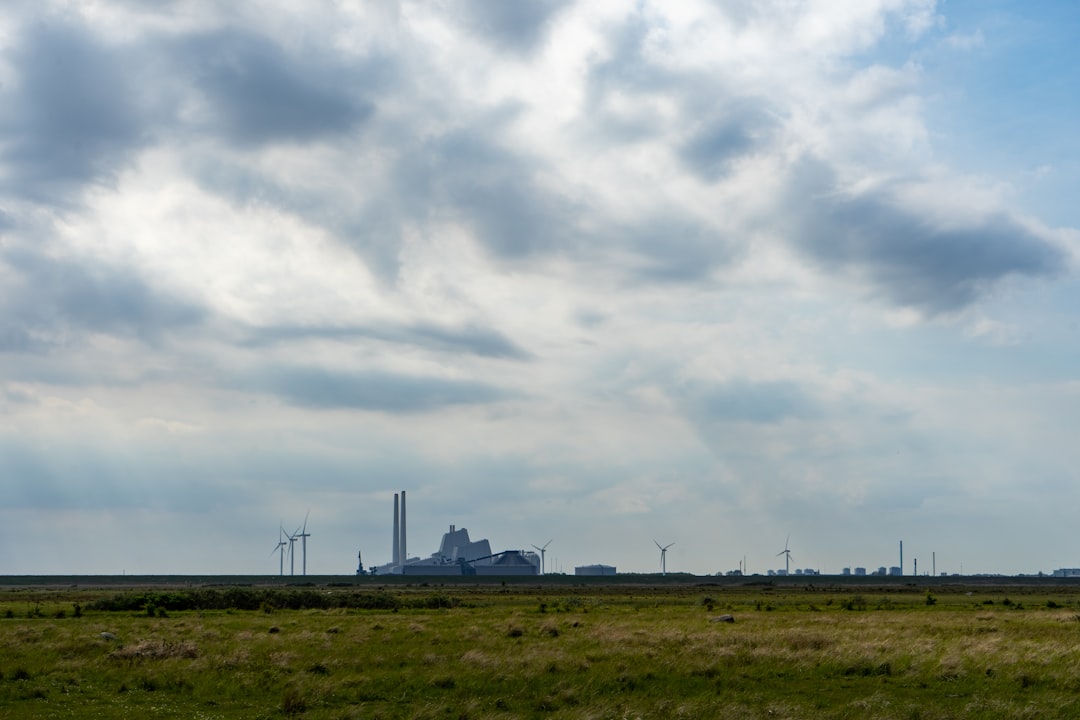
[709,614,735,623]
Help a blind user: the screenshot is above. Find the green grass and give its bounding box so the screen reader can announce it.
[2,584,1080,718]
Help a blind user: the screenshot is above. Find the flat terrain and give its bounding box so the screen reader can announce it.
[2,578,1080,718]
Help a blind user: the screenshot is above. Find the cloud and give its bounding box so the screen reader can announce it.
[678,104,773,182]
[450,0,572,54]
[254,366,512,413]
[178,29,380,147]
[245,321,532,360]
[0,247,204,350]
[408,127,579,259]
[679,378,818,426]
[0,0,1076,576]
[0,21,145,203]
[783,163,1068,313]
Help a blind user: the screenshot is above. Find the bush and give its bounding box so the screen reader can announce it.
[840,595,867,611]
[89,588,425,613]
[282,686,307,715]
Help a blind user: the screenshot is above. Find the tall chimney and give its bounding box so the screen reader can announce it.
[900,540,903,576]
[392,493,400,568]
[400,490,407,566]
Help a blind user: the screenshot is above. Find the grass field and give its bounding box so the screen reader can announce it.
[2,581,1080,718]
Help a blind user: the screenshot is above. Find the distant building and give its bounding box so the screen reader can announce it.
[373,492,537,576]
[474,550,539,576]
[1053,568,1080,578]
[888,566,901,576]
[575,564,616,576]
[854,567,867,576]
[842,567,851,576]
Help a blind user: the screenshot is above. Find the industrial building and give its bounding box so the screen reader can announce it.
[370,491,538,576]
[575,564,616,576]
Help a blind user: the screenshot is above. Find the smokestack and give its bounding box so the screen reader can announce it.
[392,493,400,568]
[900,540,903,576]
[400,490,407,566]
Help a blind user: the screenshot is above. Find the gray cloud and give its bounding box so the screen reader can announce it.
[450,0,573,54]
[679,104,774,181]
[785,163,1068,312]
[408,322,532,360]
[245,321,532,360]
[0,22,145,203]
[255,367,511,413]
[180,29,380,147]
[624,216,741,282]
[584,12,672,143]
[415,128,578,259]
[680,379,817,425]
[0,248,204,351]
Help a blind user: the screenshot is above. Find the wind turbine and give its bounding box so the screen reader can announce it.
[297,511,311,576]
[270,527,288,576]
[287,526,300,576]
[531,540,552,575]
[654,540,674,575]
[776,535,793,575]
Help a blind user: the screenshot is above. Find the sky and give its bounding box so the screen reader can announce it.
[1,0,1078,577]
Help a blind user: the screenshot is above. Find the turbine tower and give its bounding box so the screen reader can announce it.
[654,540,674,575]
[271,527,288,576]
[531,540,552,575]
[297,510,311,576]
[776,535,793,575]
[287,526,300,576]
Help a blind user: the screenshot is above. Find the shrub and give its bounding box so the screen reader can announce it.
[282,686,307,715]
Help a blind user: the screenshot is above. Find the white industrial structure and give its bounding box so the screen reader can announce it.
[576,564,616,576]
[371,491,538,576]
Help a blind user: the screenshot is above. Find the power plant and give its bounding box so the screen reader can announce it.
[369,491,539,576]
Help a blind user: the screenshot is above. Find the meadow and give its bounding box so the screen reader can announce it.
[2,580,1080,719]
